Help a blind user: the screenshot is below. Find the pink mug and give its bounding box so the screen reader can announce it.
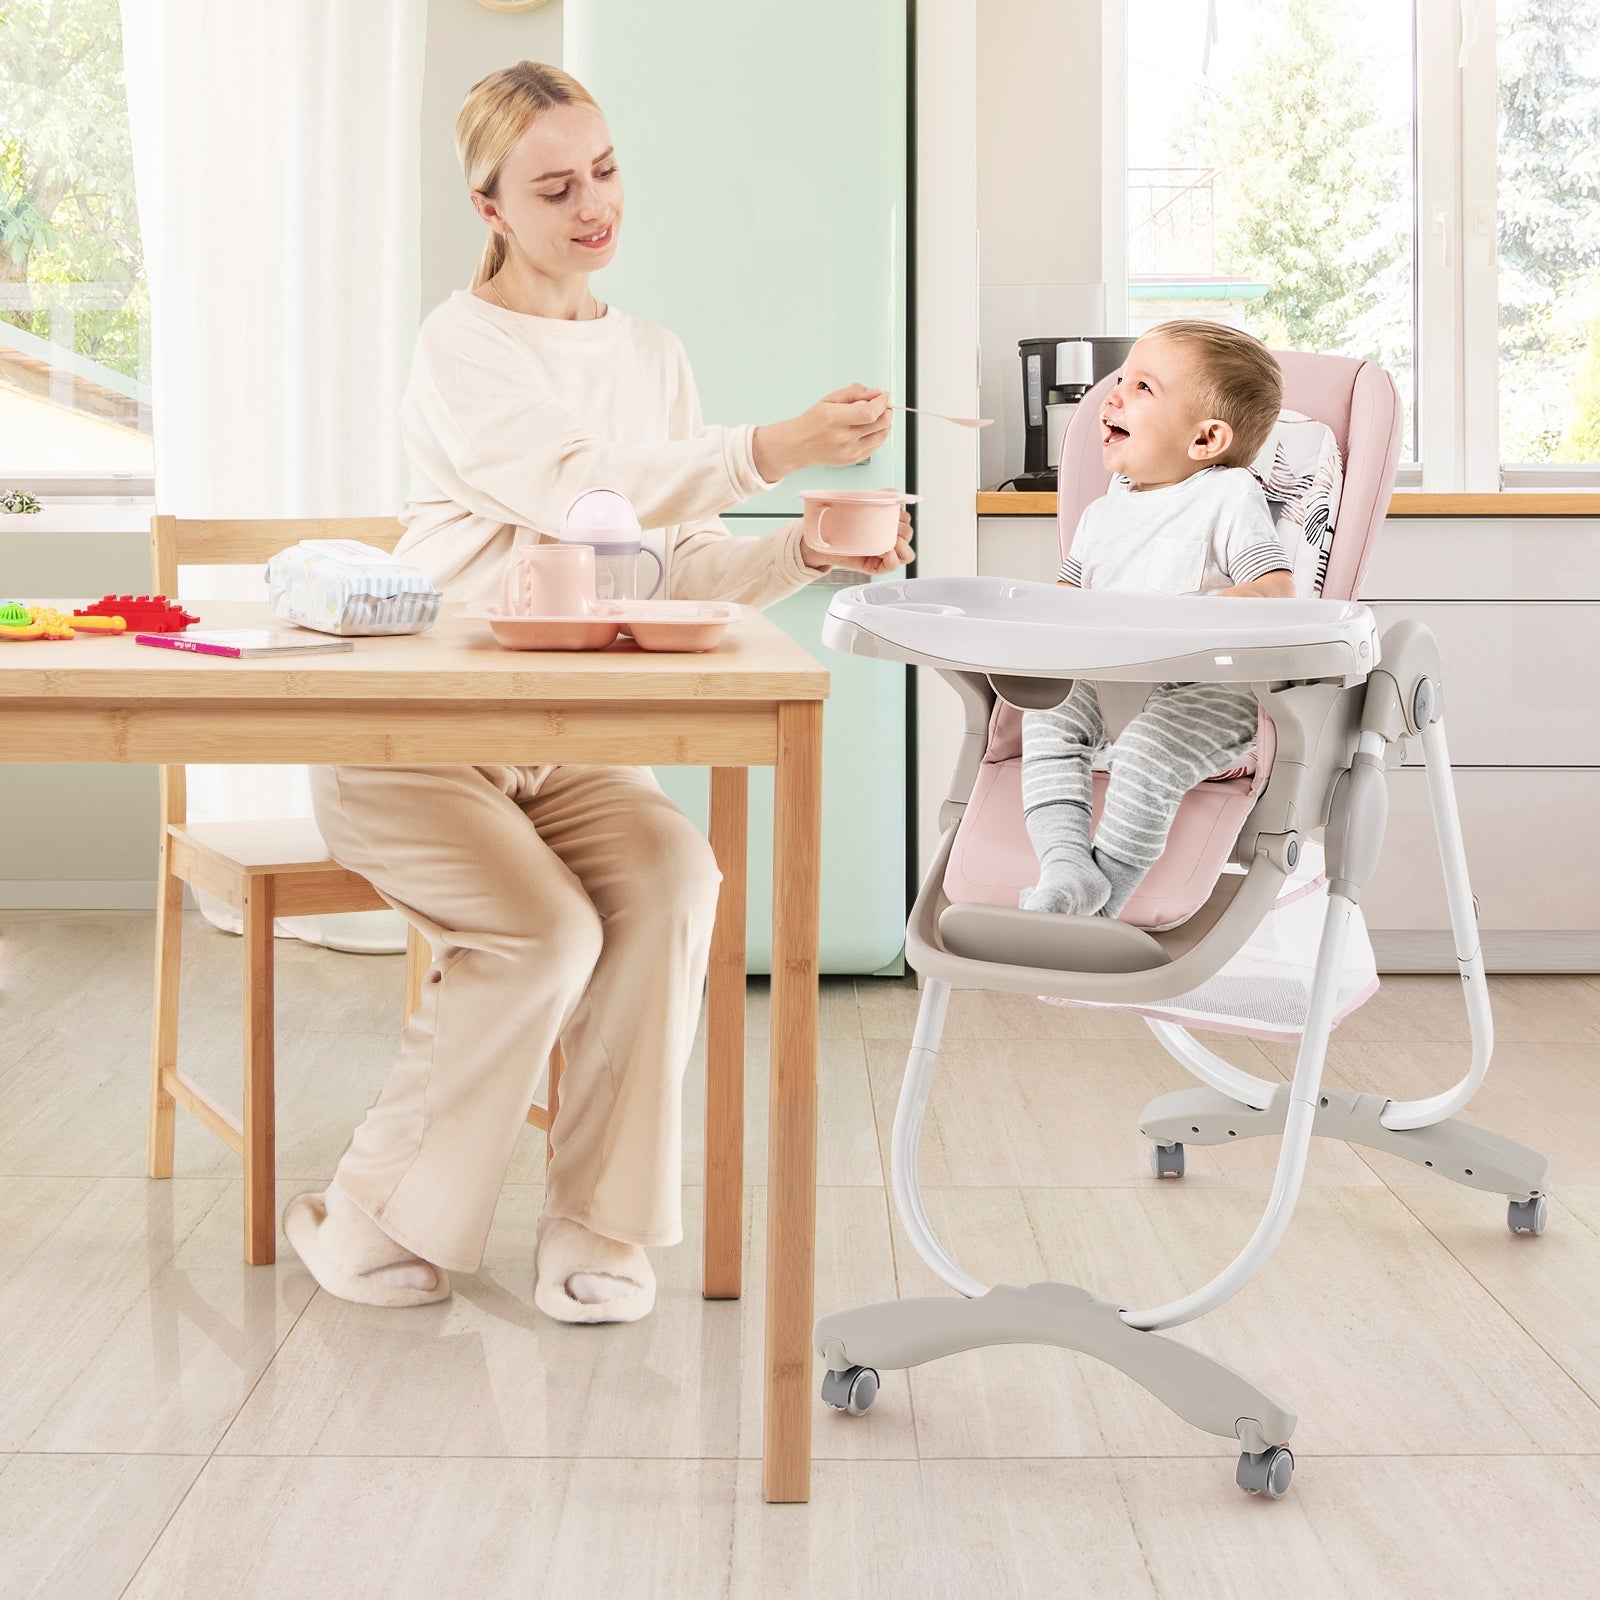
[799,489,917,559]
[500,543,596,617]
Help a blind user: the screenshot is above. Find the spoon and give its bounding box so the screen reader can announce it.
[891,404,993,429]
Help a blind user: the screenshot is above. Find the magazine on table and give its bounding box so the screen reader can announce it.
[133,629,355,659]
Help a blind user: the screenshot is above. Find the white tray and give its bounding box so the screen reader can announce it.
[823,578,1379,684]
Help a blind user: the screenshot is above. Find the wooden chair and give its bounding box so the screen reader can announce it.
[146,515,562,1266]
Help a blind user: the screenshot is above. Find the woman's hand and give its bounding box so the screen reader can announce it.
[801,507,914,574]
[753,384,893,481]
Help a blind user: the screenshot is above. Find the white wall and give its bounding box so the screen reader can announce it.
[915,0,1113,874]
[419,1,564,316]
[914,0,983,881]
[977,0,1117,488]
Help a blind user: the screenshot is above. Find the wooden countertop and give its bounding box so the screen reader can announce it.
[976,491,1600,518]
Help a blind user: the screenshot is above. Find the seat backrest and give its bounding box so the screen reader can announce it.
[150,515,406,593]
[1056,348,1402,602]
[147,514,406,828]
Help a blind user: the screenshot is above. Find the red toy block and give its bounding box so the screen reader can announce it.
[74,594,200,632]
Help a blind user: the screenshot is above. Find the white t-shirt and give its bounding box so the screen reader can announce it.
[397,289,816,604]
[1058,466,1290,595]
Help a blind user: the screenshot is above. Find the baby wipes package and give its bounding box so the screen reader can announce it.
[265,539,441,636]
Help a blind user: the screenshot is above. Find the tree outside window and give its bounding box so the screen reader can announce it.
[1497,0,1600,464]
[1128,0,1600,477]
[1127,0,1416,456]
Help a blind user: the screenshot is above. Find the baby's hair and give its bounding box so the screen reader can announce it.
[1144,320,1283,468]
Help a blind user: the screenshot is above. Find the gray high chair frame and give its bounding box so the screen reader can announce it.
[812,352,1551,1500]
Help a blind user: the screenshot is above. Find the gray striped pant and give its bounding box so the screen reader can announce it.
[1020,680,1259,909]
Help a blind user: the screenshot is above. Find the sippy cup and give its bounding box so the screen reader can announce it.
[558,489,664,604]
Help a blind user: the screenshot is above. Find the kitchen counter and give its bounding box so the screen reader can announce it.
[977,492,1600,517]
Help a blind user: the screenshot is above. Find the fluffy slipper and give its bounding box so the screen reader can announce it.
[284,1190,450,1308]
[534,1216,656,1325]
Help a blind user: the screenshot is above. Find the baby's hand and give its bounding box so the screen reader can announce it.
[1215,571,1295,599]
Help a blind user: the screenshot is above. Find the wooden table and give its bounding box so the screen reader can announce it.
[0,602,830,1503]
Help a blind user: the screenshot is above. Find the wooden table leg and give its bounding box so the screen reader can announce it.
[242,877,277,1266]
[764,702,822,1503]
[705,766,748,1300]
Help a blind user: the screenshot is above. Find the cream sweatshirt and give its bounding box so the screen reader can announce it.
[396,289,818,606]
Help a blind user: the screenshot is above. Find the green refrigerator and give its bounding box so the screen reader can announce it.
[567,1,909,973]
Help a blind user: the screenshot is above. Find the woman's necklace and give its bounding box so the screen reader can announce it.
[488,273,603,321]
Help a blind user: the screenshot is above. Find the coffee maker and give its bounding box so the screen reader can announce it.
[1015,335,1138,490]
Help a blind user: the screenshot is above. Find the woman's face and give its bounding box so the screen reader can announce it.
[475,102,623,278]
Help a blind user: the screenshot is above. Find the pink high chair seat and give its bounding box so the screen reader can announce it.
[943,349,1402,931]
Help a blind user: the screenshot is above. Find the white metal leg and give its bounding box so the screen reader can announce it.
[1121,891,1357,1331]
[891,979,987,1297]
[892,880,1361,1334]
[1381,717,1494,1131]
[1146,1019,1279,1109]
[1121,726,1390,1330]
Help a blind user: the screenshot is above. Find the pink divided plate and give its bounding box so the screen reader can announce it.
[461,608,621,651]
[609,600,740,652]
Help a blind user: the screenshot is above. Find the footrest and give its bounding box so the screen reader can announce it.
[938,902,1170,973]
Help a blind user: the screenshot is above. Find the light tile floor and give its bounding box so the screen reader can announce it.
[2,911,1598,1598]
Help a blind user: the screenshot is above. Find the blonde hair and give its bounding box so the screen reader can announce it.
[455,61,601,289]
[1145,320,1283,468]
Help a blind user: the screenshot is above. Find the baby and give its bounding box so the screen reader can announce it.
[1020,320,1293,918]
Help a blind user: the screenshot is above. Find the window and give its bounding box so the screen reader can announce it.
[1496,0,1600,474]
[1120,0,1600,490]
[0,0,152,496]
[1126,0,1417,462]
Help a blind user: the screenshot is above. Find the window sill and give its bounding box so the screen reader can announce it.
[975,491,1600,519]
[1386,493,1600,517]
[0,502,153,535]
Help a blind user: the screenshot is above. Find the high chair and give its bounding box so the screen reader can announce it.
[812,353,1550,1501]
[146,516,562,1266]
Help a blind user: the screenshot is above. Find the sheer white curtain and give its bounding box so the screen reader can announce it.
[120,0,427,950]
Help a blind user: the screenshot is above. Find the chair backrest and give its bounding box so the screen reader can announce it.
[147,515,406,828]
[1054,348,1403,602]
[150,515,406,594]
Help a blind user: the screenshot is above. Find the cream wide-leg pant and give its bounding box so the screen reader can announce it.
[307,762,722,1274]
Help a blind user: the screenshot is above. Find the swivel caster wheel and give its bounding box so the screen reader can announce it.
[1236,1445,1294,1500]
[1508,1195,1549,1236]
[821,1365,879,1417]
[1151,1142,1186,1179]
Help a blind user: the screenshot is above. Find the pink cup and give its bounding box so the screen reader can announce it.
[500,543,596,617]
[799,489,916,559]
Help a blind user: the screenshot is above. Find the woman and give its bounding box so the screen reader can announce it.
[285,62,913,1324]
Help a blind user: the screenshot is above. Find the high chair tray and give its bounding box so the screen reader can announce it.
[823,578,1379,685]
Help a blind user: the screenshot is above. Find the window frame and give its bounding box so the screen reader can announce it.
[1,19,153,505]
